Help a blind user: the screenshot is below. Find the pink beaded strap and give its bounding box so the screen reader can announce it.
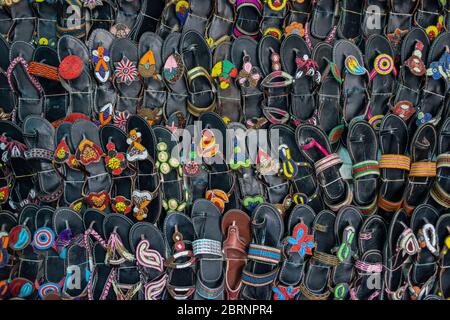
[314,154,342,176]
[355,260,383,273]
[7,56,44,93]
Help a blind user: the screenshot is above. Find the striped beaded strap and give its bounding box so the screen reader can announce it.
[437,154,450,169]
[377,193,403,212]
[314,153,342,176]
[352,160,380,179]
[430,181,450,208]
[354,260,382,273]
[299,282,330,300]
[192,239,223,257]
[379,154,411,171]
[358,197,378,216]
[409,161,436,177]
[196,278,224,300]
[312,250,340,266]
[247,244,281,265]
[241,269,278,287]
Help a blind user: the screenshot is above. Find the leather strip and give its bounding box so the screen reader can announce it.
[379,154,411,171]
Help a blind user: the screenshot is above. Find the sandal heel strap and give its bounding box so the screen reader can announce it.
[430,182,450,208]
[192,239,223,257]
[437,154,450,169]
[409,161,436,177]
[241,269,277,287]
[314,153,342,175]
[379,154,411,171]
[377,194,402,212]
[247,244,281,265]
[357,196,378,216]
[352,160,380,179]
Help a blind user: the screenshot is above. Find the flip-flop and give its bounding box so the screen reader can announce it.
[429,117,450,211]
[57,35,94,117]
[241,203,283,300]
[416,31,450,127]
[154,125,185,222]
[336,0,363,42]
[157,2,186,39]
[110,37,143,115]
[212,41,241,123]
[274,204,315,300]
[8,41,43,123]
[283,0,311,38]
[0,9,12,40]
[34,1,57,49]
[298,210,336,300]
[271,124,322,213]
[162,32,188,123]
[231,36,264,127]
[233,0,263,38]
[163,211,196,300]
[386,0,420,55]
[0,211,17,298]
[297,124,352,212]
[129,222,167,300]
[126,115,161,223]
[403,123,437,215]
[180,30,216,117]
[191,199,224,300]
[333,39,369,125]
[383,209,414,300]
[280,34,317,127]
[347,120,379,215]
[31,46,68,123]
[406,204,439,300]
[100,124,136,216]
[331,206,363,300]
[377,114,410,214]
[54,120,84,209]
[87,0,116,35]
[138,32,165,126]
[312,42,342,149]
[71,119,112,211]
[86,29,116,119]
[364,34,397,131]
[221,209,251,300]
[226,122,266,214]
[22,115,63,203]
[206,0,234,48]
[259,35,291,126]
[391,28,430,117]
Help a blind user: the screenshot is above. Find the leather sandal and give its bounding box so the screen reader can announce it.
[0,35,16,121]
[138,32,165,126]
[233,0,262,39]
[347,120,379,215]
[414,0,445,41]
[378,114,410,213]
[273,204,315,300]
[437,213,450,298]
[111,37,143,115]
[298,209,336,300]
[333,39,369,126]
[22,115,63,204]
[0,211,17,299]
[336,0,363,42]
[181,30,216,117]
[405,204,439,300]
[260,0,288,40]
[364,34,397,131]
[8,0,35,43]
[206,0,234,49]
[112,0,141,39]
[163,211,196,300]
[192,199,224,300]
[306,0,338,46]
[403,123,437,215]
[221,209,251,300]
[126,115,161,223]
[129,222,168,300]
[283,0,311,38]
[231,36,264,127]
[183,0,212,35]
[240,203,283,300]
[297,124,352,211]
